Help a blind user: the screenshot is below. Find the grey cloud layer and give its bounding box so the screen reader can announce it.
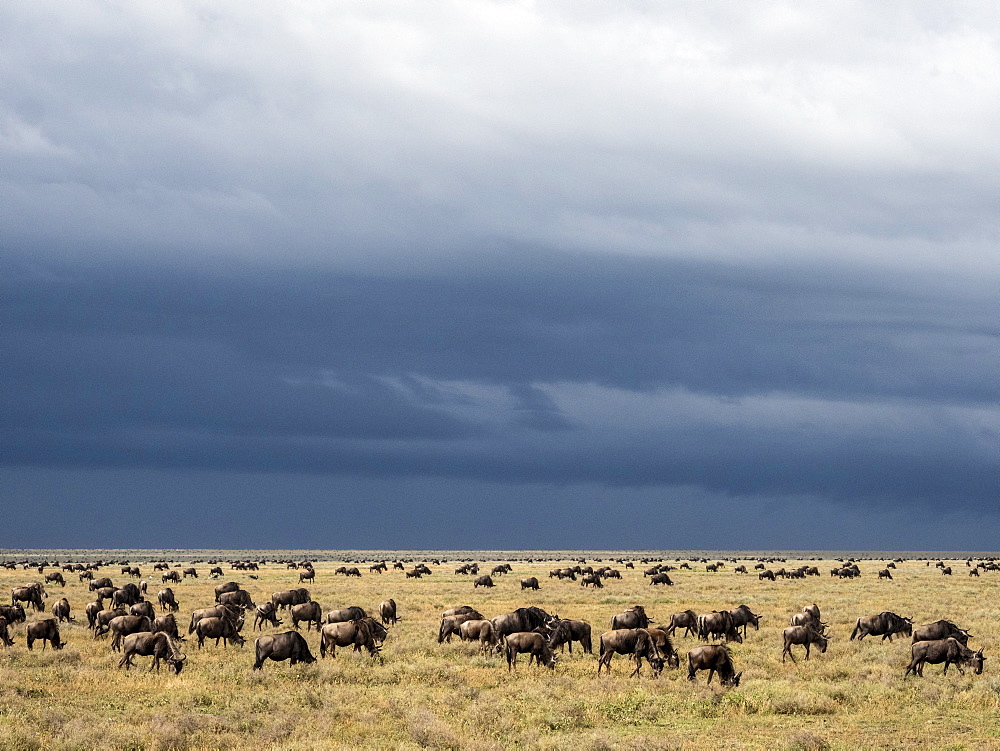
[4,254,996,514]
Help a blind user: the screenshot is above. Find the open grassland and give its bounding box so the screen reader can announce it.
[1,553,998,750]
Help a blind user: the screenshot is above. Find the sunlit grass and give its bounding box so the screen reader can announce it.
[0,552,997,749]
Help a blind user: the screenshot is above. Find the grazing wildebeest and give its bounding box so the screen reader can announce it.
[298,568,315,584]
[44,572,66,588]
[379,599,397,625]
[111,584,142,610]
[941,567,953,575]
[850,612,913,641]
[439,612,483,643]
[271,589,309,611]
[11,584,45,612]
[405,568,423,579]
[209,566,224,578]
[492,607,556,642]
[290,601,323,631]
[644,627,680,667]
[218,589,255,611]
[759,570,775,581]
[196,616,246,648]
[782,625,830,662]
[183,568,198,579]
[580,573,603,588]
[118,632,186,673]
[611,606,649,630]
[326,606,367,624]
[520,577,540,590]
[0,616,14,647]
[597,629,662,677]
[504,632,557,671]
[93,608,127,637]
[687,644,741,685]
[734,565,747,574]
[151,613,183,639]
[0,603,26,625]
[161,570,181,584]
[547,619,593,654]
[319,618,381,658]
[51,597,73,623]
[130,600,155,620]
[905,638,985,677]
[214,582,242,602]
[158,588,179,612]
[473,575,494,588]
[26,618,64,650]
[697,611,743,643]
[253,603,283,630]
[878,569,893,580]
[665,610,698,638]
[90,578,113,591]
[109,615,152,651]
[188,604,242,634]
[253,631,316,669]
[970,568,980,577]
[649,573,673,586]
[458,619,499,654]
[912,620,971,645]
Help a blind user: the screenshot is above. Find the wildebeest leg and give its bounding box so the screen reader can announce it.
[804,643,811,660]
[629,658,641,678]
[706,668,715,685]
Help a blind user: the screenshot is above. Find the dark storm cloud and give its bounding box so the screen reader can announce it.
[3,253,997,516]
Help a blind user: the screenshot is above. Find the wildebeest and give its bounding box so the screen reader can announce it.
[196,616,246,648]
[665,610,698,638]
[218,589,255,611]
[271,588,310,611]
[597,629,662,677]
[547,619,593,654]
[109,615,152,651]
[492,607,556,641]
[912,620,971,646]
[326,606,367,624]
[473,575,495,588]
[782,625,830,662]
[850,612,913,641]
[93,608,127,637]
[151,613,183,639]
[319,618,381,658]
[520,577,540,590]
[580,573,603,588]
[290,601,323,631]
[253,602,283,630]
[51,597,73,623]
[209,566,224,578]
[158,588,179,612]
[729,605,761,637]
[188,604,242,635]
[379,599,398,625]
[878,569,893,580]
[611,606,649,630]
[644,627,680,667]
[161,570,181,584]
[183,568,198,579]
[439,612,483,643]
[253,630,316,669]
[687,644,741,685]
[504,632,557,670]
[905,638,985,677]
[44,571,66,588]
[118,632,186,673]
[130,600,155,620]
[11,584,45,612]
[649,573,673,586]
[458,619,499,654]
[0,603,26,625]
[758,570,775,581]
[697,611,743,643]
[90,577,113,591]
[214,581,242,602]
[111,583,142,609]
[298,568,315,584]
[26,618,64,650]
[0,616,14,647]
[941,567,953,575]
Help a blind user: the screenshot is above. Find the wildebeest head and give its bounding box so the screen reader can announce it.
[722,671,742,687]
[970,649,986,675]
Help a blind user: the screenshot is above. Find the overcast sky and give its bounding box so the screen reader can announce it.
[2,1,998,550]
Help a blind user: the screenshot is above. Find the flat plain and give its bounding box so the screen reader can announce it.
[0,551,997,750]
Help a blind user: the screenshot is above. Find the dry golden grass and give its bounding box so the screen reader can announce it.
[0,553,998,750]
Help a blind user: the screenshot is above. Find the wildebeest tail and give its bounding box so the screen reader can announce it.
[849,619,861,640]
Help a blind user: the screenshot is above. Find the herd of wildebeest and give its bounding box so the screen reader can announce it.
[0,554,993,686]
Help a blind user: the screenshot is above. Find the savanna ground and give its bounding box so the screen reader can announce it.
[0,550,998,750]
